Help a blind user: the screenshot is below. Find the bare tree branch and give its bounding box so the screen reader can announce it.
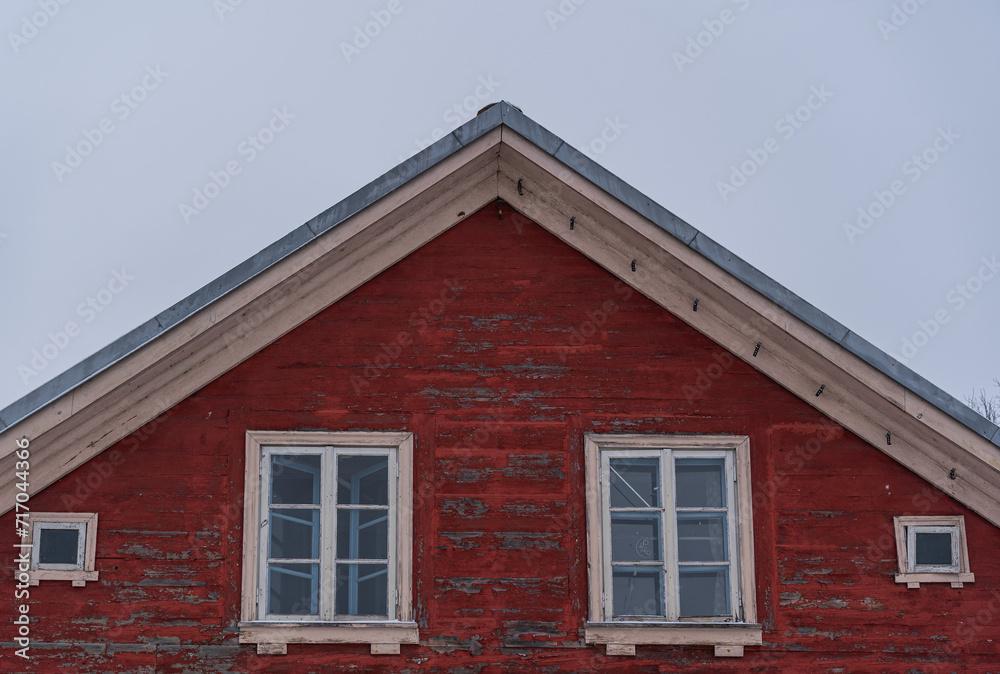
[966,378,1000,424]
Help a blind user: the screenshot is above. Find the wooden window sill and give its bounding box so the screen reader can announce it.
[585,622,762,657]
[29,569,98,586]
[238,621,419,655]
[895,572,974,589]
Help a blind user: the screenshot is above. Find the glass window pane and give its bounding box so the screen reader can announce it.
[39,529,80,566]
[271,455,321,505]
[268,563,319,615]
[914,532,953,566]
[609,457,659,508]
[337,509,389,560]
[676,513,728,562]
[337,456,389,505]
[269,509,320,560]
[678,567,730,617]
[611,566,663,617]
[336,563,388,616]
[610,513,661,562]
[675,458,725,508]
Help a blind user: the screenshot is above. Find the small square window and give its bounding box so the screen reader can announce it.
[25,513,99,586]
[909,527,957,572]
[893,516,973,588]
[36,524,85,568]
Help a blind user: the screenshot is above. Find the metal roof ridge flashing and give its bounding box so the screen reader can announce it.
[454,103,503,147]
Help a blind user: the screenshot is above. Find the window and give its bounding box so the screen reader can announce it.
[893,515,973,588]
[26,513,99,587]
[584,434,760,658]
[239,431,417,655]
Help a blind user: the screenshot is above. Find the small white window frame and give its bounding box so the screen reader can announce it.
[238,431,417,655]
[584,434,761,658]
[26,512,99,587]
[893,515,973,589]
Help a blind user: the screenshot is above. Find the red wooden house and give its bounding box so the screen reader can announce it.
[3,102,999,672]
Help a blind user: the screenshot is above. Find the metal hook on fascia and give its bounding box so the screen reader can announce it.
[753,342,761,358]
[693,299,699,312]
[517,178,524,196]
[631,259,636,272]
[815,384,825,397]
[570,217,575,230]
[886,431,892,445]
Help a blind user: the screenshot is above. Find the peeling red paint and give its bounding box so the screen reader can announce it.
[3,205,1000,671]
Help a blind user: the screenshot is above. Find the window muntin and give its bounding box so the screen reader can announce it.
[601,448,739,622]
[258,445,398,622]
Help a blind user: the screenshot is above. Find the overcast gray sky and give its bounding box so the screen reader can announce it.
[2,1,998,417]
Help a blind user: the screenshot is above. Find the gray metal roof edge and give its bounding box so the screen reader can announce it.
[0,108,508,434]
[3,100,997,451]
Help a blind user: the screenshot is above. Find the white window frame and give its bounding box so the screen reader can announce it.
[239,431,417,655]
[26,512,99,587]
[893,515,973,589]
[584,434,760,658]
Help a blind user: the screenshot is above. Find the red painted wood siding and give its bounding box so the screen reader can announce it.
[4,203,999,672]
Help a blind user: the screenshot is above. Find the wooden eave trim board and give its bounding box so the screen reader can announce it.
[500,129,1000,468]
[494,134,1000,527]
[0,130,502,515]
